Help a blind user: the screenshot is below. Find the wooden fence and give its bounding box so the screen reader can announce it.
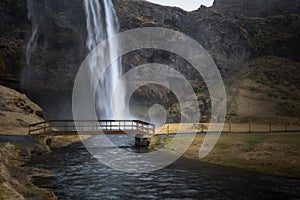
[155,123,300,134]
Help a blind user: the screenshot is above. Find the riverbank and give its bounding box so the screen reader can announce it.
[153,132,300,178]
[0,134,93,200]
[27,142,300,200]
[1,132,298,199]
[0,138,57,200]
[45,133,300,179]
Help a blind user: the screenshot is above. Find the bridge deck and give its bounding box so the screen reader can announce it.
[29,120,155,136]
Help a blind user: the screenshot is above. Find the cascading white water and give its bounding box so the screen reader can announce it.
[83,0,126,119]
[24,0,42,87]
[26,0,38,67]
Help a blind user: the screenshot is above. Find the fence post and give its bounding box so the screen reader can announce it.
[249,124,251,133]
[229,122,231,133]
[285,124,288,132]
[167,125,170,135]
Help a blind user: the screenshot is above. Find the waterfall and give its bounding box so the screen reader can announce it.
[26,0,40,67]
[23,0,43,87]
[83,0,126,119]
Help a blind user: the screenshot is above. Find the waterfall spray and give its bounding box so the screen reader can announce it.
[83,0,126,119]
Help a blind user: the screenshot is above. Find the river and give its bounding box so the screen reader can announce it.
[28,138,300,200]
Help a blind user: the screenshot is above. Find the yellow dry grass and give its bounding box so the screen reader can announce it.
[154,132,300,178]
[155,123,300,134]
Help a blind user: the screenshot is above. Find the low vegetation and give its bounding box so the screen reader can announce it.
[153,133,300,178]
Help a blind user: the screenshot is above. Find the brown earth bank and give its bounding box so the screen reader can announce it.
[0,134,90,199]
[0,143,56,200]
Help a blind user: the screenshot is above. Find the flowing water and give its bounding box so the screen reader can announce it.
[83,0,126,119]
[28,138,300,200]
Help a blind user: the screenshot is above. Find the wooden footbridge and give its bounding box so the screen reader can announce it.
[29,120,155,136]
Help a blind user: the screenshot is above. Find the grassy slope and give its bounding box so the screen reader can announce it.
[0,85,44,135]
[192,133,300,178]
[159,56,300,124]
[152,133,300,178]
[225,56,300,124]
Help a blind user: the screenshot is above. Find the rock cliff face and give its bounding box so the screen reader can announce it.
[0,0,86,92]
[0,0,299,119]
[213,0,300,17]
[115,0,251,75]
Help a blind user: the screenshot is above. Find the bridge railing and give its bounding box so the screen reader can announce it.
[29,120,155,135]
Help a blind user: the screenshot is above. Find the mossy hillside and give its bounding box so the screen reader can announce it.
[225,56,300,123]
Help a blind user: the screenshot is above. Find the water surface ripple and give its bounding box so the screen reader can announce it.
[28,143,300,200]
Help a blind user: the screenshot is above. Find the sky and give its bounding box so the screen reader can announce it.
[145,0,215,11]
